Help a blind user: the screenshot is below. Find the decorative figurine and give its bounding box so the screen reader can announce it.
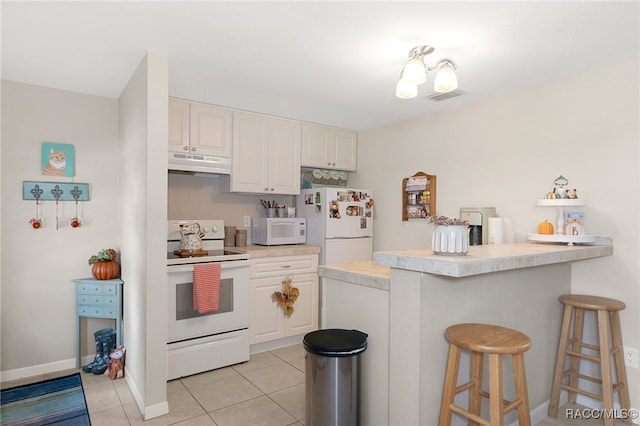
[108,346,126,380]
[553,175,569,199]
[565,188,578,199]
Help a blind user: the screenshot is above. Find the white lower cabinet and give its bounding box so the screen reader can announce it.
[249,255,318,344]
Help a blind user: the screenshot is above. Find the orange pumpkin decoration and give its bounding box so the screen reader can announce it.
[538,220,554,235]
[92,260,120,280]
[89,248,120,280]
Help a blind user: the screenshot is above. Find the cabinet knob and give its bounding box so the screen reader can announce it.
[264,187,269,191]
[327,162,331,166]
[191,147,196,151]
[270,188,275,191]
[183,146,189,151]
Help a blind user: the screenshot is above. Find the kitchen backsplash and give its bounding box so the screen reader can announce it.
[168,172,295,233]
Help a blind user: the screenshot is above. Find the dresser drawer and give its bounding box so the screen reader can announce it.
[78,306,104,317]
[77,295,104,306]
[77,283,118,296]
[77,283,102,295]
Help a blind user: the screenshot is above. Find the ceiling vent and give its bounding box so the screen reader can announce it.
[423,89,465,102]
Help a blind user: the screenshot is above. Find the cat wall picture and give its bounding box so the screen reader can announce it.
[41,142,74,177]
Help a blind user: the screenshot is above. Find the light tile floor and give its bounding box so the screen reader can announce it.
[1,343,630,425]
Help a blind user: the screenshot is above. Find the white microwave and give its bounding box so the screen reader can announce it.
[252,218,306,246]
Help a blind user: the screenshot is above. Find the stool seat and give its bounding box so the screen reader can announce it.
[439,323,532,426]
[559,294,626,311]
[446,323,532,354]
[549,294,631,426]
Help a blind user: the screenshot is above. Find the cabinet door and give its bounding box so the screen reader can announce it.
[301,124,331,168]
[285,272,318,337]
[190,103,232,157]
[168,99,190,153]
[331,129,357,171]
[250,276,286,344]
[269,119,301,195]
[231,112,269,193]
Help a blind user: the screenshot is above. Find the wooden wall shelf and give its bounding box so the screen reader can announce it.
[402,172,436,221]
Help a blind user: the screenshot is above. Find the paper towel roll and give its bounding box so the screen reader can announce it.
[488,217,504,244]
[502,218,515,243]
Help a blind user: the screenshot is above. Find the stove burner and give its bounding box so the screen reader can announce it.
[167,249,249,265]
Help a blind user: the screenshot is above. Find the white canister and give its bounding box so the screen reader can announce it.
[432,225,469,255]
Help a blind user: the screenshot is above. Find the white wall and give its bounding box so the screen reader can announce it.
[1,81,120,377]
[352,60,640,410]
[118,52,169,419]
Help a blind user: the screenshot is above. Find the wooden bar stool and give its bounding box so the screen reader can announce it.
[439,323,532,426]
[548,294,631,426]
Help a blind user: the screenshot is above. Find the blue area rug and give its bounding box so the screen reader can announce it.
[0,373,90,425]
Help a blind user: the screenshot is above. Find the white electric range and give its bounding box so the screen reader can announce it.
[166,219,250,380]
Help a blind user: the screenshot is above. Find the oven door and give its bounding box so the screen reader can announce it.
[167,260,249,343]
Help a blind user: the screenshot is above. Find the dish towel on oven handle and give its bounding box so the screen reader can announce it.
[193,263,221,314]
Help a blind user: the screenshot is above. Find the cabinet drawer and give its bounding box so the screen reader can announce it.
[102,307,119,317]
[78,306,104,317]
[78,295,104,306]
[250,255,318,278]
[101,284,117,296]
[77,283,118,296]
[103,296,118,307]
[77,283,102,295]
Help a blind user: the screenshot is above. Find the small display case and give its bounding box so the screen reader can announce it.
[402,171,436,221]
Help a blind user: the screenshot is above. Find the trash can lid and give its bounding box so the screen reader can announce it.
[303,329,368,357]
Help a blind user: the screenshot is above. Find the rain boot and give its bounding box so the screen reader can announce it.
[91,328,117,375]
[82,328,114,373]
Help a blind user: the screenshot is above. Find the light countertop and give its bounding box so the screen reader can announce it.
[318,261,390,291]
[373,242,613,278]
[228,244,320,258]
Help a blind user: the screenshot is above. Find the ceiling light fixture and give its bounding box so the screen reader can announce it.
[395,45,458,99]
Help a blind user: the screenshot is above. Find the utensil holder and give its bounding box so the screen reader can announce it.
[276,207,287,218]
[266,208,276,218]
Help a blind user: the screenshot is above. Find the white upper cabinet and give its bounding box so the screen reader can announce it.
[168,98,232,157]
[301,124,357,171]
[231,112,301,195]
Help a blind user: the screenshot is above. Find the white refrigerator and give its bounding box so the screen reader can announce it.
[297,187,374,265]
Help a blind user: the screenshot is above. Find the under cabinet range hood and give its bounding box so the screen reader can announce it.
[168,152,231,174]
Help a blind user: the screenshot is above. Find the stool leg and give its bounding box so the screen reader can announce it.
[439,344,462,426]
[549,304,573,417]
[488,353,504,426]
[598,309,615,426]
[512,353,531,426]
[610,311,632,424]
[567,307,585,405]
[469,351,484,425]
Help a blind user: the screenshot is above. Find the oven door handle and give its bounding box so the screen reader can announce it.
[167,260,249,273]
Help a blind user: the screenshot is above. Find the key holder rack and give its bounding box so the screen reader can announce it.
[23,181,90,202]
[23,181,90,229]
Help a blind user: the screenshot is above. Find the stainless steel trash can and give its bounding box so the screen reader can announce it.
[304,329,368,426]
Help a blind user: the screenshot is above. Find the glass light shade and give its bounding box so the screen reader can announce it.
[395,78,417,98]
[433,62,458,93]
[402,57,427,85]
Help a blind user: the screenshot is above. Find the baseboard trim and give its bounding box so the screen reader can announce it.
[0,357,78,382]
[250,335,303,354]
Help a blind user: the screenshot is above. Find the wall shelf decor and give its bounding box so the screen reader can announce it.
[402,171,436,221]
[23,181,90,202]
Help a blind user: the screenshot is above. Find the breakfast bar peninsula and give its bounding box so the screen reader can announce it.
[319,242,613,426]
